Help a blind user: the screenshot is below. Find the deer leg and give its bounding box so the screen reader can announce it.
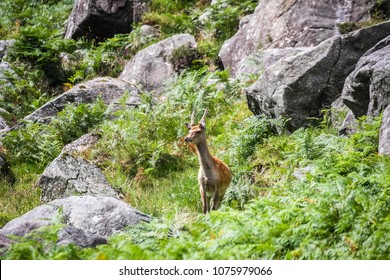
[211,189,220,210]
[200,186,209,214]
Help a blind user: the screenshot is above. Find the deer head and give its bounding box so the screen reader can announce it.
[184,109,208,144]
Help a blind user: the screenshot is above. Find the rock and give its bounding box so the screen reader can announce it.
[0,62,15,90]
[339,110,358,135]
[38,154,120,203]
[65,0,148,41]
[246,21,390,131]
[61,132,101,155]
[0,116,9,133]
[0,153,15,185]
[0,196,150,248]
[379,105,390,155]
[139,24,159,37]
[0,40,14,62]
[119,34,197,92]
[23,77,140,124]
[237,47,312,79]
[0,235,13,250]
[219,0,373,77]
[341,35,390,119]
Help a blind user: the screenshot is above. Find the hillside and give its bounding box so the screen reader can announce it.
[0,0,390,260]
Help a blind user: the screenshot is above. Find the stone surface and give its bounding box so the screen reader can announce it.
[23,77,140,124]
[0,196,150,248]
[0,62,15,91]
[65,0,148,41]
[219,0,374,77]
[0,116,9,133]
[38,154,119,203]
[341,35,390,119]
[379,105,390,155]
[237,47,312,79]
[0,40,14,62]
[246,21,390,131]
[119,34,197,92]
[61,132,102,155]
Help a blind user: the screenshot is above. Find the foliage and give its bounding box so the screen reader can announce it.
[2,68,390,260]
[142,0,199,35]
[0,65,50,124]
[15,114,390,259]
[0,164,41,228]
[90,69,244,215]
[142,0,258,64]
[1,0,390,261]
[65,25,159,84]
[2,99,106,167]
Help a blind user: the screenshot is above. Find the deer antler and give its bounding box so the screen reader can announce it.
[199,108,208,127]
[190,109,196,126]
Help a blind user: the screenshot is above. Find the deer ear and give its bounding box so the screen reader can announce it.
[185,122,191,129]
[199,122,206,129]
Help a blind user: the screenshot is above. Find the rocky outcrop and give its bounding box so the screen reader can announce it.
[236,47,312,79]
[219,0,374,77]
[119,34,197,92]
[0,196,150,248]
[23,77,140,124]
[341,35,390,119]
[65,0,148,41]
[38,154,119,203]
[246,21,390,131]
[379,105,390,155]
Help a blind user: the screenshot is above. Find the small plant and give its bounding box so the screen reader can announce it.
[168,46,201,73]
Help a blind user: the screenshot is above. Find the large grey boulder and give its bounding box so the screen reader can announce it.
[38,154,119,203]
[119,34,197,92]
[65,0,147,41]
[23,77,140,124]
[341,35,390,119]
[219,0,373,77]
[379,105,390,155]
[0,196,150,248]
[246,21,390,131]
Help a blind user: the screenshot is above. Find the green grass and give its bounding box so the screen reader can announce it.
[0,164,41,227]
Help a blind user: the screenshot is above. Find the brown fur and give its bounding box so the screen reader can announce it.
[185,113,232,213]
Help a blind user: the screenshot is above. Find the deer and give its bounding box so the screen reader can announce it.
[184,109,232,213]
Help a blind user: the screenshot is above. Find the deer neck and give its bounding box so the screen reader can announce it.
[195,140,214,171]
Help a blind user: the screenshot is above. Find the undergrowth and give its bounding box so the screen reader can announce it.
[3,114,390,260]
[1,0,390,261]
[2,68,390,260]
